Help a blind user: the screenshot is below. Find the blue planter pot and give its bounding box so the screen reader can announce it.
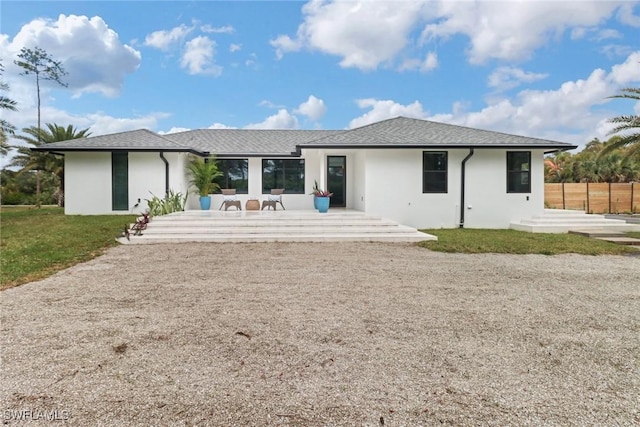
[313,195,318,209]
[199,196,211,210]
[316,196,330,213]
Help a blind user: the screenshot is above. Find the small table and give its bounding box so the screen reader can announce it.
[246,199,260,210]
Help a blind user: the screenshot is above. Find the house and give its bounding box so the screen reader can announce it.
[33,116,576,229]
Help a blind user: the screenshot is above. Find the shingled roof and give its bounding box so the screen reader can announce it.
[298,117,576,151]
[32,129,203,154]
[167,129,339,157]
[32,116,576,155]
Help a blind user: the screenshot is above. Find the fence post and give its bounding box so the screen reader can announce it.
[633,182,636,213]
[586,182,590,213]
[608,182,612,214]
[562,183,566,210]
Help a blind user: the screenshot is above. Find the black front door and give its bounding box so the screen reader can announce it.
[327,156,346,207]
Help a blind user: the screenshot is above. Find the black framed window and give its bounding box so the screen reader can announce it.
[507,151,531,193]
[214,159,248,194]
[423,151,448,193]
[262,159,305,194]
[111,152,128,210]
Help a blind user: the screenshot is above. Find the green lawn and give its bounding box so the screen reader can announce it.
[419,228,639,255]
[1,208,637,290]
[1,207,135,289]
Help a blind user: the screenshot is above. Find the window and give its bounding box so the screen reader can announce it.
[423,152,448,193]
[214,159,248,194]
[111,152,128,211]
[507,151,531,193]
[262,159,305,194]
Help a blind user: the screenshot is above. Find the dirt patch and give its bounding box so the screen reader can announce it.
[1,242,639,425]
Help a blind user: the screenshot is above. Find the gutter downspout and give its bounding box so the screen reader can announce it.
[459,148,475,228]
[159,152,169,197]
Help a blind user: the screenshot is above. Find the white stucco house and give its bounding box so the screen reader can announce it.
[34,116,576,229]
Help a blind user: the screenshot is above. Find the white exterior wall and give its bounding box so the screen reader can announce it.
[65,151,190,215]
[463,149,545,229]
[65,152,113,215]
[361,148,545,229]
[64,148,545,228]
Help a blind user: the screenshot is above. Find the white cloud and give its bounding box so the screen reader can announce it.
[159,127,191,135]
[208,123,236,129]
[608,50,640,84]
[295,95,327,121]
[1,14,140,98]
[349,99,429,129]
[421,1,622,64]
[245,109,299,129]
[399,52,438,73]
[180,36,222,76]
[270,35,303,60]
[617,3,640,27]
[201,24,234,34]
[229,43,242,53]
[272,1,629,69]
[272,0,425,70]
[488,67,548,92]
[144,24,193,50]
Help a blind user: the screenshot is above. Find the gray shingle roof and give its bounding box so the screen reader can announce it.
[167,129,339,157]
[33,116,576,155]
[32,129,202,153]
[299,117,576,150]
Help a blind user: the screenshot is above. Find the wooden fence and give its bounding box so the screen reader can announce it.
[545,182,639,213]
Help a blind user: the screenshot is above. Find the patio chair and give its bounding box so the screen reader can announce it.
[219,189,241,211]
[261,189,285,210]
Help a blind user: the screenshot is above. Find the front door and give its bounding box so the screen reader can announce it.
[327,156,346,207]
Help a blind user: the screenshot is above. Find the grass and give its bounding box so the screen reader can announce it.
[1,207,637,289]
[419,228,639,255]
[1,207,135,290]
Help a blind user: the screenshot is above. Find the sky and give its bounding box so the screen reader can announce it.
[1,0,639,168]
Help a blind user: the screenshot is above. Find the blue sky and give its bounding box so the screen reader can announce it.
[1,0,639,168]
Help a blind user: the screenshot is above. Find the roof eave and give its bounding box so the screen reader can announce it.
[299,143,578,150]
[31,147,207,155]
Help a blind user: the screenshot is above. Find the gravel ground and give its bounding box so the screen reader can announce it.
[1,242,639,426]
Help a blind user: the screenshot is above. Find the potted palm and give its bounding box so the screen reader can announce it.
[188,156,222,210]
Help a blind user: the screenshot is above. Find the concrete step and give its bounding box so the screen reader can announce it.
[509,221,640,233]
[120,209,436,244]
[121,233,432,244]
[569,230,628,238]
[594,237,640,246]
[139,225,422,235]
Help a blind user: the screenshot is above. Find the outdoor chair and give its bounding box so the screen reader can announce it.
[220,189,241,211]
[261,189,285,210]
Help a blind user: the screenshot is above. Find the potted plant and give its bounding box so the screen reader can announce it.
[312,185,333,213]
[188,156,222,210]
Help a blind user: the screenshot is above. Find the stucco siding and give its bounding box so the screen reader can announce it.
[65,152,113,214]
[463,149,545,228]
[65,152,188,215]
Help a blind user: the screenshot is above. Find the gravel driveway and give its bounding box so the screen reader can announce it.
[1,242,639,426]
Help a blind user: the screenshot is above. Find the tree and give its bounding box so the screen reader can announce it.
[601,87,640,156]
[10,124,91,206]
[13,47,68,198]
[0,59,18,155]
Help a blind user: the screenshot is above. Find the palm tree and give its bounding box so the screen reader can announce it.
[10,124,91,206]
[600,87,640,156]
[0,59,18,155]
